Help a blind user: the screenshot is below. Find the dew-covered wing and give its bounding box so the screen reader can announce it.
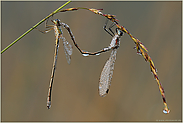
[99,49,117,97]
[61,36,73,64]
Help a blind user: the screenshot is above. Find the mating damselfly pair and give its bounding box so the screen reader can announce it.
[37,18,123,109]
[37,7,170,114]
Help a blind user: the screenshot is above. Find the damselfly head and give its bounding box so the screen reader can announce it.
[51,19,61,26]
[116,28,123,37]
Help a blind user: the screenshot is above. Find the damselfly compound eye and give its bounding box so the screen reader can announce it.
[55,19,60,22]
[116,28,123,36]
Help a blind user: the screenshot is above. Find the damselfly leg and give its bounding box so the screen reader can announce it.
[103,19,116,37]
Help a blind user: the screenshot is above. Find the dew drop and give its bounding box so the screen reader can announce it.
[163,109,170,114]
[96,53,100,56]
[99,85,102,89]
[82,53,89,57]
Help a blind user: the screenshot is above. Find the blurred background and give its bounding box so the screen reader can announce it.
[1,1,181,122]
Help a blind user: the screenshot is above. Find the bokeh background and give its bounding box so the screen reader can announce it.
[1,1,181,122]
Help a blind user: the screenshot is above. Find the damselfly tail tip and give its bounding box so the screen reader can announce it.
[47,101,51,109]
[163,109,170,114]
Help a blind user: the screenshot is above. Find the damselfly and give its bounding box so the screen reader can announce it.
[37,19,75,109]
[75,19,123,96]
[98,20,123,97]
